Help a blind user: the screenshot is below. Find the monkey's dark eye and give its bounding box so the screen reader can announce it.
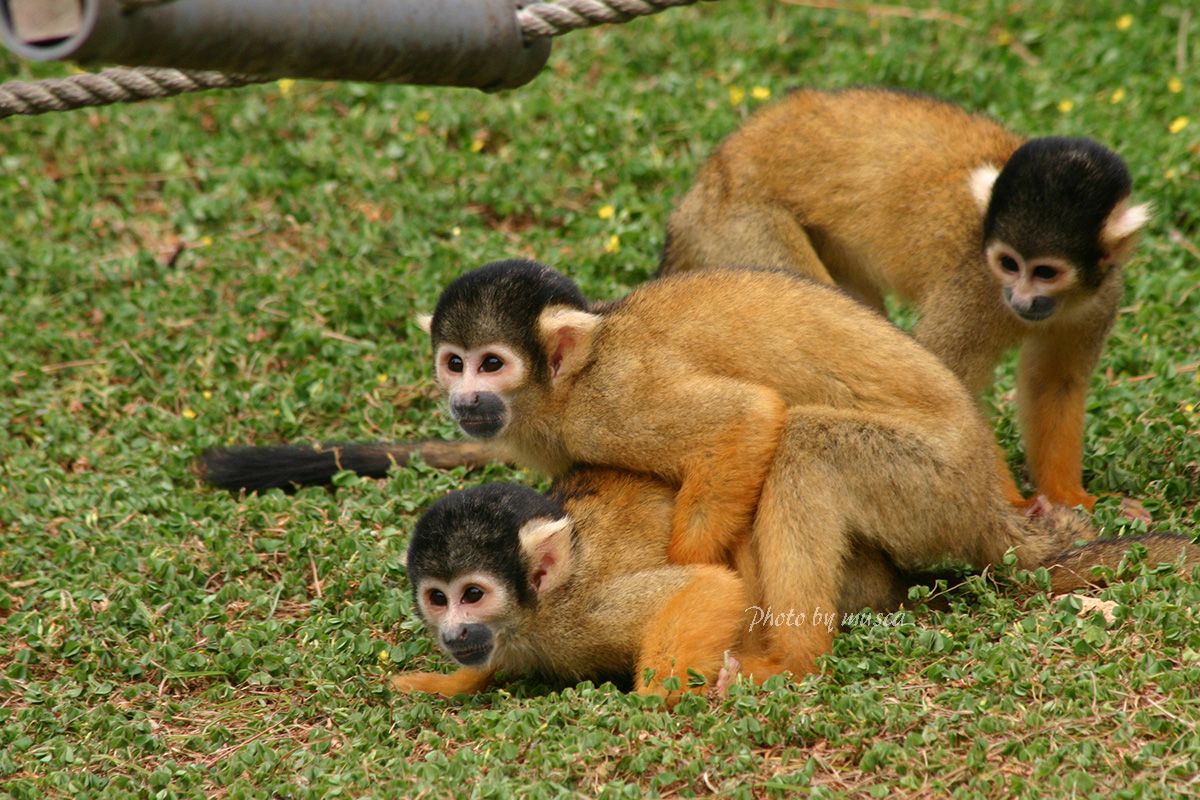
[1032,265,1059,281]
[999,255,1019,274]
[462,586,485,604]
[427,589,448,607]
[480,355,504,373]
[446,355,464,374]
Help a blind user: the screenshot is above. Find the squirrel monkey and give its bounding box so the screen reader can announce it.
[657,87,1151,512]
[391,469,786,706]
[391,466,1199,698]
[421,258,1029,567]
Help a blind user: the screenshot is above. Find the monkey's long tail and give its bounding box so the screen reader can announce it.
[1018,505,1198,592]
[196,440,498,493]
[1044,533,1200,594]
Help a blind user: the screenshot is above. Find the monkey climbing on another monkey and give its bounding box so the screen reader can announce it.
[657,86,1151,514]
[200,260,1196,681]
[419,259,1030,570]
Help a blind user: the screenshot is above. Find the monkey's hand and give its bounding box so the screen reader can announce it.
[1116,497,1153,524]
[389,667,494,698]
[1024,491,1153,525]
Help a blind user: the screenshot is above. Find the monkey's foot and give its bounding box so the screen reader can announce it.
[1022,494,1056,518]
[712,651,742,697]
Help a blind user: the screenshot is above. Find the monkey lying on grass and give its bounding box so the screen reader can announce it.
[203,261,1195,678]
[389,464,1197,705]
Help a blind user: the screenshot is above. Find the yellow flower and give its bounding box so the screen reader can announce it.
[277,79,296,96]
[182,408,197,419]
[1110,88,1126,104]
[598,205,615,220]
[470,140,485,153]
[200,236,213,247]
[1186,404,1195,413]
[414,110,431,123]
[1165,168,1178,180]
[1168,77,1183,93]
[378,648,390,663]
[729,86,746,105]
[1169,116,1189,134]
[1057,99,1074,113]
[996,30,1013,46]
[376,373,388,384]
[202,391,212,399]
[751,86,771,101]
[604,234,620,254]
[1115,14,1133,31]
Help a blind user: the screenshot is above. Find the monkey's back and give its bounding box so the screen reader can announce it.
[583,268,981,432]
[665,87,1025,299]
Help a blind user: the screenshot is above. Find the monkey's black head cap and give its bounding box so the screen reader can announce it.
[985,137,1132,278]
[407,482,567,608]
[430,260,588,377]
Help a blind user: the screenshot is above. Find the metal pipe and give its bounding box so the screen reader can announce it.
[0,0,552,92]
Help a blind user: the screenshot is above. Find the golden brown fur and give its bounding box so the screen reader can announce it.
[659,87,1142,511]
[492,266,1018,569]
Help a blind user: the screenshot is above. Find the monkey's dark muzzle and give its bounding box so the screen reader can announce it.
[441,623,494,666]
[451,392,508,438]
[1005,289,1057,322]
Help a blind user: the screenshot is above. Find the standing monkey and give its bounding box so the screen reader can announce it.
[658,87,1151,512]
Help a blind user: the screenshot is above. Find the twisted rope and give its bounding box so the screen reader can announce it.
[0,68,263,117]
[517,0,713,38]
[0,0,712,119]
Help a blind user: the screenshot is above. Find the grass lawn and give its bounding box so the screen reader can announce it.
[1,1,1198,797]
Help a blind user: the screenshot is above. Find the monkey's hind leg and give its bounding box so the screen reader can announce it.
[752,406,1025,676]
[635,566,784,707]
[390,666,496,698]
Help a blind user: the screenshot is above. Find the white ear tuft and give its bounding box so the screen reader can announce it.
[1105,201,1152,243]
[519,515,574,595]
[537,307,601,381]
[417,314,434,334]
[968,164,1000,213]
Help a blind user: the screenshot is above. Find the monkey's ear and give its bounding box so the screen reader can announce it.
[968,164,1000,213]
[537,307,601,381]
[518,515,574,595]
[1099,199,1147,250]
[417,314,433,334]
[1101,201,1151,263]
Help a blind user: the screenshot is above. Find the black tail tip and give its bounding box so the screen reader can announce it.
[196,444,336,493]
